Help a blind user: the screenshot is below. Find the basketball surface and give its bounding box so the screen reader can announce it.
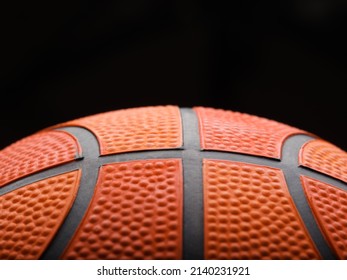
[0,106,346,260]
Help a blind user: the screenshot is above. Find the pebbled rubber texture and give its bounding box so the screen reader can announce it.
[203,159,320,259]
[301,176,347,259]
[62,159,183,260]
[54,106,182,155]
[1,106,347,260]
[299,139,347,183]
[0,170,81,259]
[0,131,81,188]
[194,107,306,159]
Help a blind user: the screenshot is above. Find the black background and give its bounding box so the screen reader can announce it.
[1,1,346,151]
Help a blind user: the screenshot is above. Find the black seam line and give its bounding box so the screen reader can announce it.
[1,126,344,259]
[281,134,336,259]
[92,109,203,260]
[0,162,82,197]
[98,150,282,165]
[0,138,285,197]
[299,166,347,193]
[2,145,345,197]
[40,127,101,259]
[180,108,204,260]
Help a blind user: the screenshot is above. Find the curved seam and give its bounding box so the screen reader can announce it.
[40,127,101,259]
[1,126,345,260]
[299,166,347,192]
[281,134,336,259]
[0,162,82,197]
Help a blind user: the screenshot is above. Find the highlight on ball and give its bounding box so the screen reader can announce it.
[0,106,346,259]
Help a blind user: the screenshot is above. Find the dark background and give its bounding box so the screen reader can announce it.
[1,0,346,151]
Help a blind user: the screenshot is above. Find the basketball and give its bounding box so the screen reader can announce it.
[0,105,346,260]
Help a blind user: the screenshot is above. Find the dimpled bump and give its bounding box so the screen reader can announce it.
[0,130,81,188]
[203,159,320,259]
[0,170,81,259]
[55,106,182,155]
[194,107,306,159]
[301,176,347,259]
[63,159,182,260]
[299,139,347,183]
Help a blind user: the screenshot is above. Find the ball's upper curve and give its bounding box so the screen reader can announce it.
[0,106,346,260]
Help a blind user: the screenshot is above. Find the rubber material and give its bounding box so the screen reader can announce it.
[40,127,100,259]
[300,139,347,183]
[0,170,81,259]
[180,108,204,260]
[62,159,183,259]
[1,106,346,260]
[194,107,306,159]
[302,176,347,259]
[54,106,182,155]
[281,135,335,259]
[0,131,81,188]
[203,160,320,259]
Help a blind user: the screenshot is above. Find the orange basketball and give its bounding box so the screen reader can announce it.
[0,106,346,260]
